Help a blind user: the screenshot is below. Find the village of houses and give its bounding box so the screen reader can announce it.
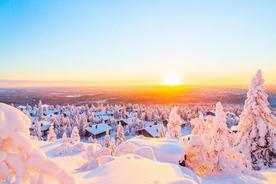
[16,100,241,145]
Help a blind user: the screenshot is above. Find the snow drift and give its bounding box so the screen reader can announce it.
[116,135,185,164]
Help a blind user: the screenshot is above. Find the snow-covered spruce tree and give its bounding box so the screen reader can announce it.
[166,107,182,139]
[60,125,85,154]
[110,137,116,156]
[104,129,111,148]
[159,123,166,138]
[182,102,250,176]
[34,121,42,140]
[62,132,68,144]
[79,114,88,137]
[38,100,44,121]
[0,103,76,184]
[47,123,57,142]
[70,126,80,144]
[117,122,125,145]
[237,69,276,169]
[190,115,207,136]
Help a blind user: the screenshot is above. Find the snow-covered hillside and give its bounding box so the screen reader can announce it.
[35,135,275,184]
[0,102,275,183]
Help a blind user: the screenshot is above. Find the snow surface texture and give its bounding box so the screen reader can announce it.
[0,103,76,184]
[117,136,185,164]
[0,102,273,184]
[37,135,275,184]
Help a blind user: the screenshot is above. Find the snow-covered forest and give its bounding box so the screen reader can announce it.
[0,70,275,184]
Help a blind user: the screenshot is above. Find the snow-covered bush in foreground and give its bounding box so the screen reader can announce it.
[236,70,276,170]
[0,103,76,184]
[56,132,85,156]
[181,102,250,176]
[80,143,112,170]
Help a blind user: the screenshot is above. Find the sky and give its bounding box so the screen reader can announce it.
[0,0,276,87]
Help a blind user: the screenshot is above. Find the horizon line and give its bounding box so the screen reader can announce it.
[1,79,276,89]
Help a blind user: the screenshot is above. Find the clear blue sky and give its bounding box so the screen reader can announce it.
[0,0,275,86]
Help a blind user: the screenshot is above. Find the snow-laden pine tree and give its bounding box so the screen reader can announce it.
[38,100,44,120]
[182,102,250,176]
[237,69,276,169]
[166,107,182,139]
[47,123,56,142]
[71,126,80,143]
[104,129,111,148]
[62,132,68,144]
[57,132,72,155]
[190,115,206,136]
[80,114,88,137]
[211,102,231,146]
[159,123,166,138]
[34,121,42,140]
[110,137,116,156]
[117,122,125,145]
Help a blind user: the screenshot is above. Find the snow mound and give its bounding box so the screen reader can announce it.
[83,154,199,184]
[0,103,76,184]
[117,136,184,164]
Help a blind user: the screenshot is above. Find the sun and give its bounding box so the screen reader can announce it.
[162,74,182,86]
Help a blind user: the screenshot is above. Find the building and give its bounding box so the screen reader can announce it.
[85,123,113,139]
[136,124,161,138]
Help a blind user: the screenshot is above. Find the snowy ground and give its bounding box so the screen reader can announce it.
[1,102,275,184]
[37,137,276,184]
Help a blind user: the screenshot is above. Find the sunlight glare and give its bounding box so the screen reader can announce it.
[162,74,182,86]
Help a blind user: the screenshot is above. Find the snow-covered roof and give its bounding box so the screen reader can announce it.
[26,109,36,115]
[102,115,110,121]
[231,125,238,131]
[181,120,188,125]
[62,109,71,116]
[44,109,60,117]
[144,124,161,137]
[118,118,133,125]
[94,111,106,116]
[86,123,112,136]
[17,105,26,109]
[29,120,50,131]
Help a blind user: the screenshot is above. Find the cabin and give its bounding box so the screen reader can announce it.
[230,125,238,133]
[85,123,112,139]
[136,124,161,138]
[117,119,128,127]
[206,111,215,116]
[29,120,50,136]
